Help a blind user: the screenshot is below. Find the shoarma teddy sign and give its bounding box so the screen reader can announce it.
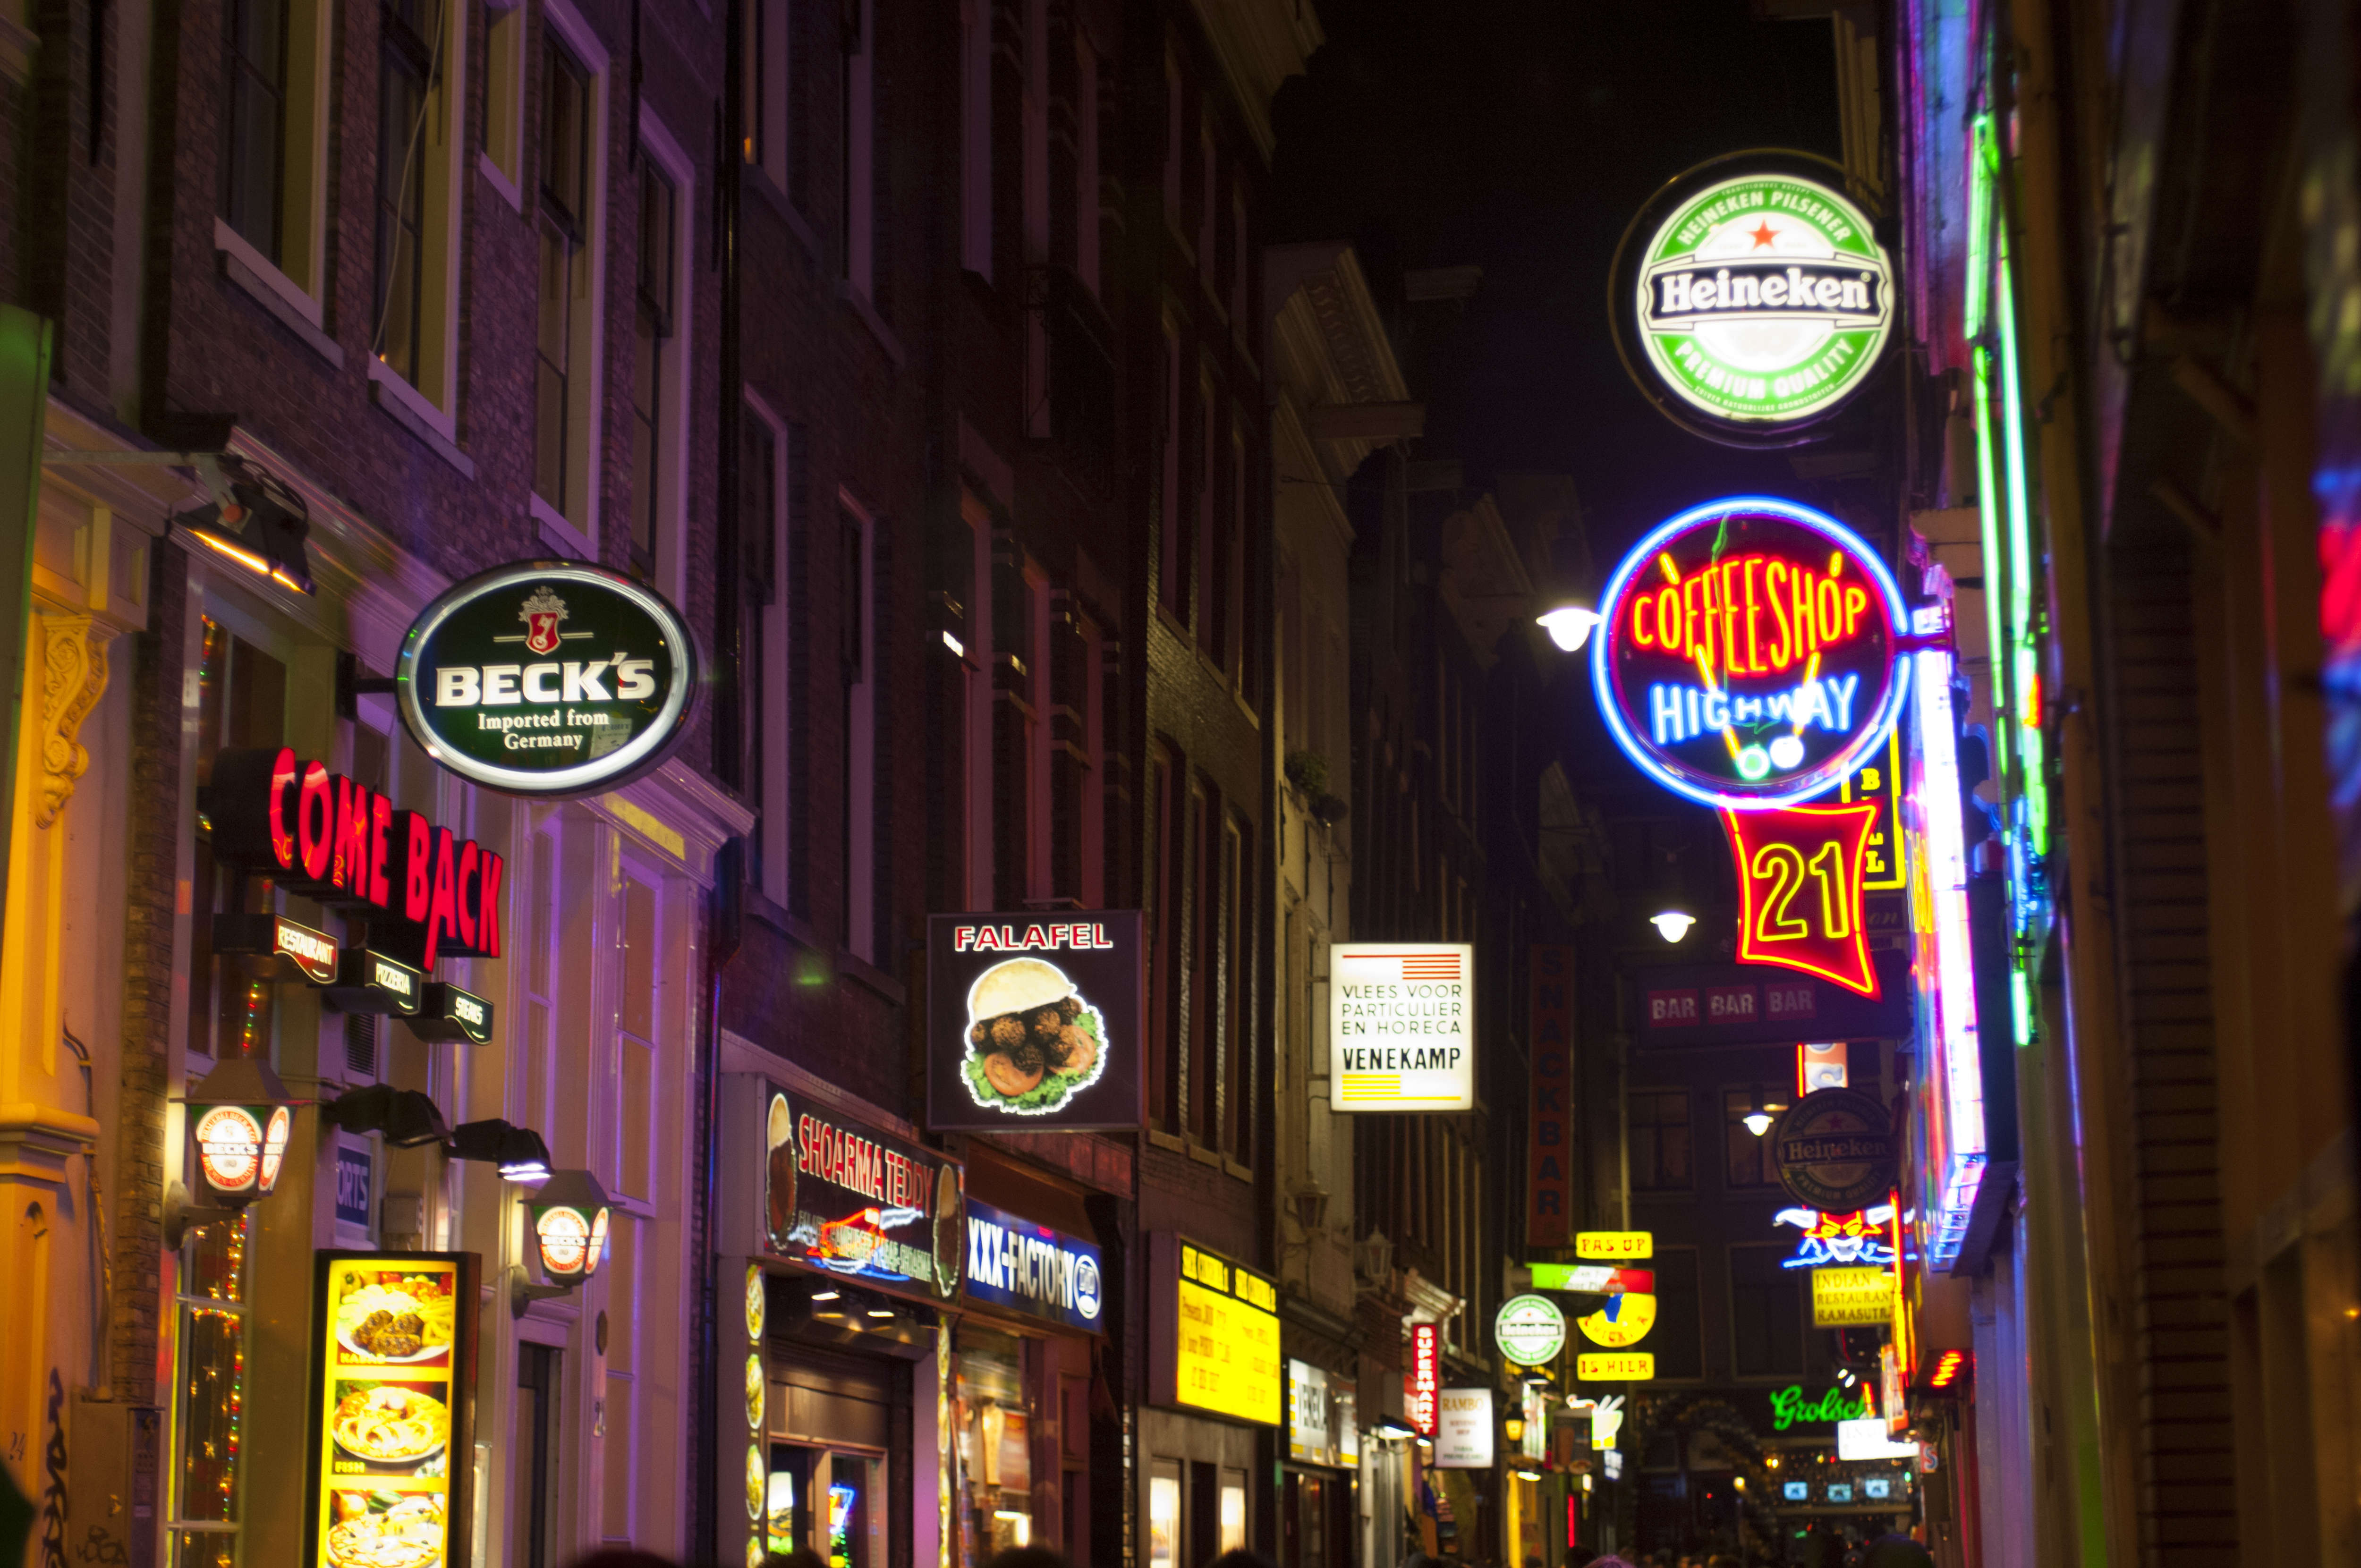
[926,914,1145,1131]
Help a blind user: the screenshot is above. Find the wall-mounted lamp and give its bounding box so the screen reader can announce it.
[1741,1086,1788,1138]
[1650,907,1696,943]
[172,458,315,595]
[322,1084,450,1148]
[1370,1416,1419,1442]
[511,1169,611,1314]
[1503,1417,1525,1445]
[450,1118,552,1180]
[167,1057,301,1246]
[1535,601,1602,653]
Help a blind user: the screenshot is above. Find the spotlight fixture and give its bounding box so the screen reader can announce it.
[449,1118,553,1180]
[1370,1416,1418,1441]
[1650,907,1696,943]
[172,458,315,595]
[1535,602,1602,653]
[321,1084,450,1148]
[810,1289,841,1302]
[866,1308,895,1319]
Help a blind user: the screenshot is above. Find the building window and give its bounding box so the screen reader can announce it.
[186,619,286,1062]
[1148,743,1179,1131]
[1730,1244,1805,1377]
[1222,814,1250,1161]
[1724,1088,1781,1190]
[535,28,598,528]
[746,0,791,195]
[484,0,526,195]
[168,1216,252,1567]
[960,0,990,276]
[841,0,877,299]
[1629,1088,1693,1192]
[615,872,661,1201]
[1158,322,1186,619]
[222,0,289,261]
[841,500,880,963]
[1649,1249,1704,1379]
[1187,782,1218,1146]
[630,157,678,580]
[745,401,789,907]
[372,0,431,382]
[1195,379,1217,651]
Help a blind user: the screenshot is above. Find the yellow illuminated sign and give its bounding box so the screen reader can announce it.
[1576,1352,1654,1381]
[1577,1293,1656,1348]
[308,1253,477,1568]
[1811,1266,1894,1327]
[1575,1231,1652,1260]
[1174,1243,1281,1426]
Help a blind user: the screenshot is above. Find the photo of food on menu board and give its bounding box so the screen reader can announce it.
[310,1253,478,1568]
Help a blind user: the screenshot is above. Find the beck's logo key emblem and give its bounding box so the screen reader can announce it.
[520,587,567,656]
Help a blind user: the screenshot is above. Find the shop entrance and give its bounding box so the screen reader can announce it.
[512,1343,563,1568]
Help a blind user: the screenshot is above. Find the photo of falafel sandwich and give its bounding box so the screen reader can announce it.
[961,958,1110,1115]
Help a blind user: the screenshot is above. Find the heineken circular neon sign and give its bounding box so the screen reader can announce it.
[1612,152,1894,445]
[1592,497,1908,809]
[396,560,698,797]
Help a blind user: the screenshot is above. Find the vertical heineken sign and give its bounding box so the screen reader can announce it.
[1611,152,1894,445]
[395,561,697,797]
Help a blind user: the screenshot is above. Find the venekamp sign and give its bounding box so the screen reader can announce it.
[1612,152,1896,445]
[205,746,503,973]
[1329,943,1474,1111]
[396,560,697,797]
[926,914,1144,1131]
[1593,497,1908,809]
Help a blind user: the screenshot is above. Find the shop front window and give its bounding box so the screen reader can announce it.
[958,1330,1033,1559]
[1219,1469,1247,1554]
[1148,1460,1182,1568]
[168,1216,251,1567]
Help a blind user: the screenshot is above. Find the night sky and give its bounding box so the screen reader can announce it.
[1271,0,1845,555]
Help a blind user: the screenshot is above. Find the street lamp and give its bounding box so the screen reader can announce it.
[1650,907,1696,943]
[512,1169,612,1314]
[1535,601,1602,653]
[167,1056,301,1246]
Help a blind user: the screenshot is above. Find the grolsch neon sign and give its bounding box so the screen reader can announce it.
[205,746,504,972]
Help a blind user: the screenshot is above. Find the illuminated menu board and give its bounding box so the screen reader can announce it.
[1152,1236,1280,1426]
[306,1252,480,1568]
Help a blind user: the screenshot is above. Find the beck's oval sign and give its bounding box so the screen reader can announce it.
[1592,496,1909,809]
[1612,152,1895,445]
[396,560,697,797]
[1770,1087,1897,1213]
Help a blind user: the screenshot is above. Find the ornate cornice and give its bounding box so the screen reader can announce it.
[33,612,110,829]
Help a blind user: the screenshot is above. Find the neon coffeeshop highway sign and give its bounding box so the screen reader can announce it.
[1592,497,1909,810]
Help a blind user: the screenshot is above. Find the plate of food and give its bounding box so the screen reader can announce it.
[958,959,1110,1117]
[335,1273,458,1363]
[324,1491,445,1568]
[331,1385,449,1468]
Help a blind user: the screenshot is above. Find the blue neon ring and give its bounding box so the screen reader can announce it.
[1588,494,1912,810]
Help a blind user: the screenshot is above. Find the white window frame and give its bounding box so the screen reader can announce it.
[961,492,995,907]
[745,0,792,200]
[637,107,697,604]
[482,0,529,209]
[214,0,335,319]
[531,0,612,555]
[748,392,793,910]
[842,489,879,962]
[369,0,470,433]
[843,0,877,299]
[960,0,992,277]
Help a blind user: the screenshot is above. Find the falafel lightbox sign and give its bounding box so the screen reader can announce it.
[394,560,698,797]
[1329,943,1475,1111]
[925,913,1145,1131]
[1593,497,1909,810]
[1610,151,1895,445]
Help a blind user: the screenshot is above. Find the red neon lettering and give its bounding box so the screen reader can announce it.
[1632,592,1656,647]
[476,852,505,958]
[403,813,433,924]
[1766,560,1793,667]
[368,795,393,908]
[423,828,459,971]
[454,839,479,949]
[1742,557,1765,672]
[333,777,372,895]
[266,747,299,871]
[297,761,334,883]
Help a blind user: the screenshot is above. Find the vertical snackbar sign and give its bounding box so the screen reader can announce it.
[1330,943,1474,1111]
[1528,946,1575,1245]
